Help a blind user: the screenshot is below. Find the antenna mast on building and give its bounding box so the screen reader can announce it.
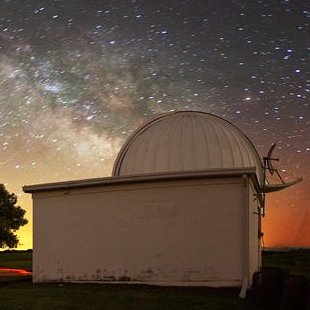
[262,143,302,194]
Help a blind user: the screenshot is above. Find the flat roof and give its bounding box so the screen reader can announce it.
[23,167,259,193]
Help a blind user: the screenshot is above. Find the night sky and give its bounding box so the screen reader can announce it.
[0,0,309,249]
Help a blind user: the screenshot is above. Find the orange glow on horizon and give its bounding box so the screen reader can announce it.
[263,184,310,248]
[0,268,32,276]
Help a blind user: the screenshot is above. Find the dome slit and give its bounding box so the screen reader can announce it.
[168,115,183,172]
[191,115,199,169]
[219,122,236,168]
[196,116,211,168]
[207,117,224,167]
[180,115,186,171]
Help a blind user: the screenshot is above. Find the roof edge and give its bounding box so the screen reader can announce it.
[23,167,258,193]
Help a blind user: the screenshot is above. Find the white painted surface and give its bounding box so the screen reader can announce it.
[248,181,261,279]
[113,111,263,183]
[31,175,261,287]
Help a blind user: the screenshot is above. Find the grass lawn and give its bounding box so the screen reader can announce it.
[0,250,32,271]
[262,249,310,279]
[0,282,252,310]
[0,249,309,309]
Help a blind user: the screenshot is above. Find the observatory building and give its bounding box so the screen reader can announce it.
[24,111,268,294]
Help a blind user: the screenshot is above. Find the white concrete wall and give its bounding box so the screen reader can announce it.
[32,177,248,286]
[248,180,262,283]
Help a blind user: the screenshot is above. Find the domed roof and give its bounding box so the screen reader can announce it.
[113,111,263,182]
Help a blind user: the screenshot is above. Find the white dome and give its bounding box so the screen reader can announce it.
[113,111,263,182]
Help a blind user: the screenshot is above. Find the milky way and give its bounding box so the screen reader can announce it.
[0,0,309,248]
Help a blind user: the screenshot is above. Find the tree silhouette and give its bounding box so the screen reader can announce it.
[0,184,28,248]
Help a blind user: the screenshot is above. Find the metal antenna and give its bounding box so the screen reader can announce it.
[262,143,302,193]
[263,143,279,176]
